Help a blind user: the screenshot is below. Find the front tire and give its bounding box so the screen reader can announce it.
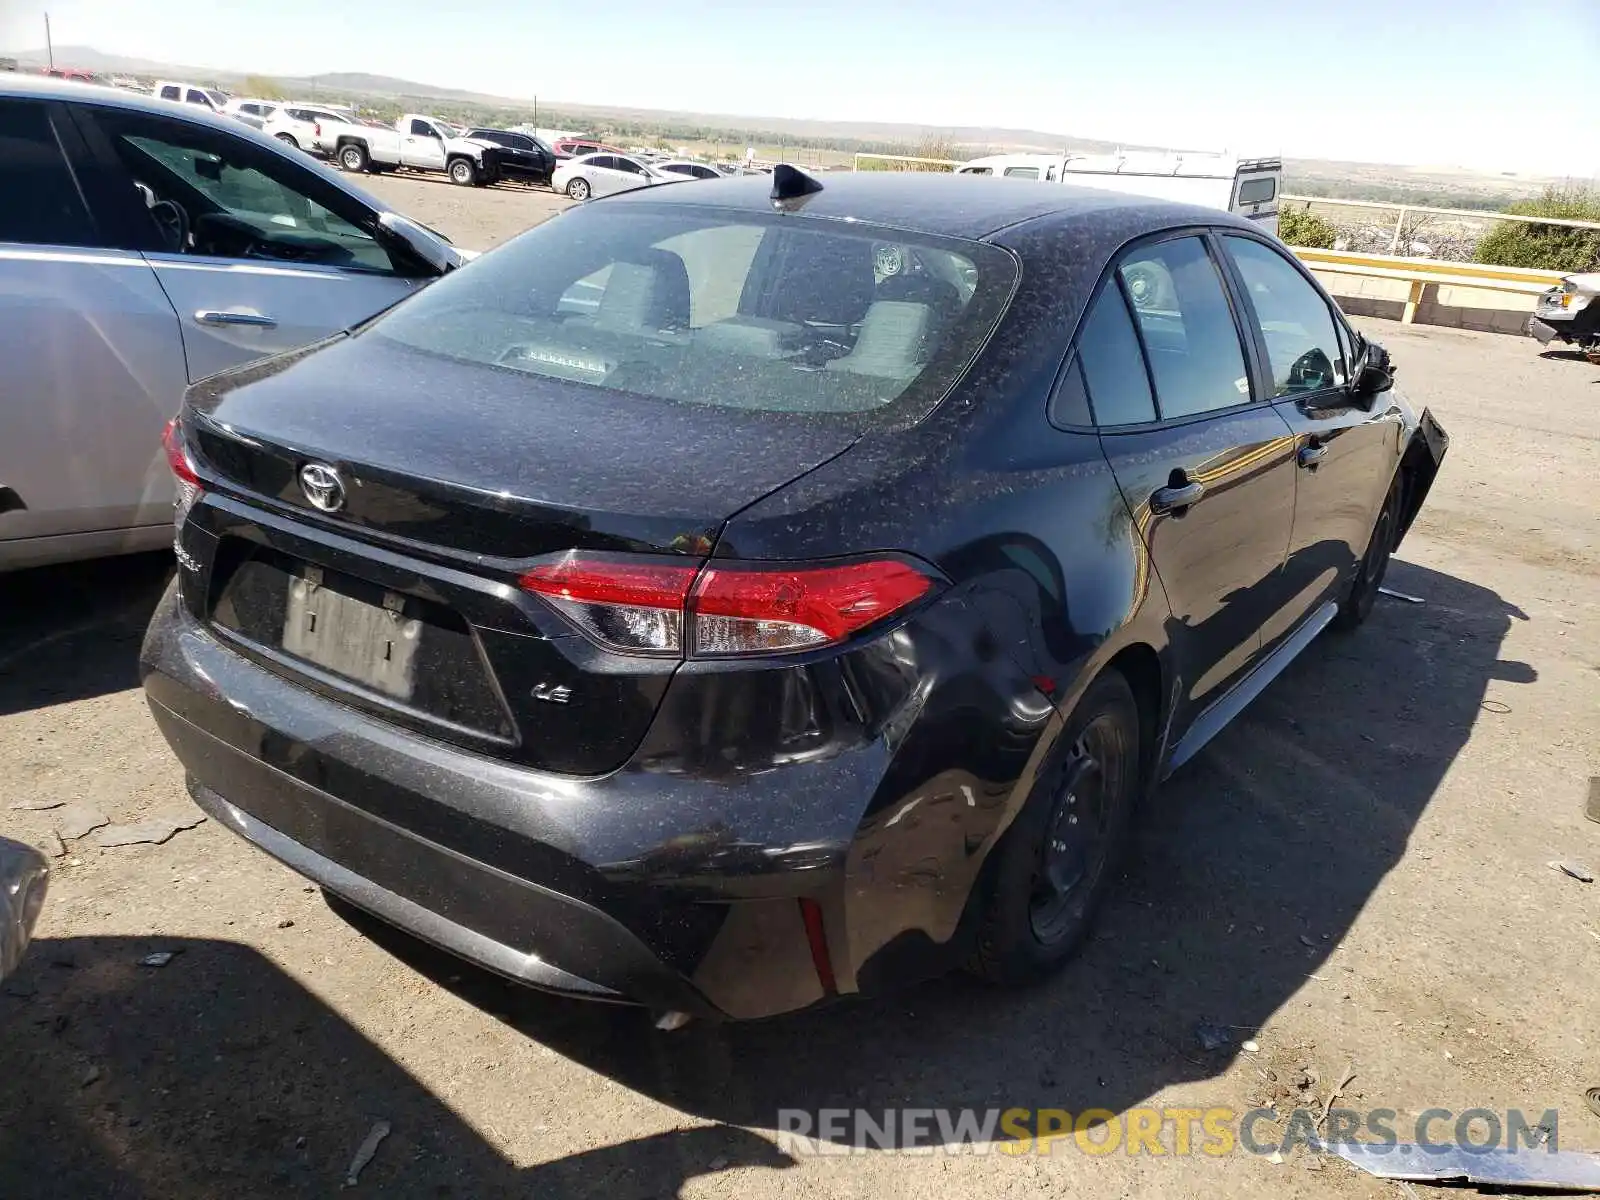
[966,669,1142,987]
[448,158,477,187]
[338,143,369,173]
[1334,473,1401,630]
[565,177,591,201]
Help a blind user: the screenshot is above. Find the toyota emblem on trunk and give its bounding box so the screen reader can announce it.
[299,463,345,512]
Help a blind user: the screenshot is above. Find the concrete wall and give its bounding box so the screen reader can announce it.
[1307,268,1535,335]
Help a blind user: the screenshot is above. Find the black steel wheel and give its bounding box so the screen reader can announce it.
[1334,473,1401,630]
[967,668,1142,986]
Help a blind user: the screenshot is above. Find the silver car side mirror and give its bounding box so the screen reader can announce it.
[376,211,471,275]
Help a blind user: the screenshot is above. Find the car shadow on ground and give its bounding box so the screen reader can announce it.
[0,553,174,716]
[0,936,794,1198]
[330,557,1532,1148]
[1537,347,1598,364]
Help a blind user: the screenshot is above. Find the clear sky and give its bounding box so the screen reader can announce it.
[3,0,1597,175]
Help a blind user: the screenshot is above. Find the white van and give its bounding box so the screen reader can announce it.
[955,151,1280,235]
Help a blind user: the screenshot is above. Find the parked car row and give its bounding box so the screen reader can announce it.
[145,84,734,193]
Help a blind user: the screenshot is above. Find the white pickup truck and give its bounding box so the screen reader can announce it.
[318,113,508,187]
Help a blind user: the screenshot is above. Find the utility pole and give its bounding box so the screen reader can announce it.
[44,12,53,70]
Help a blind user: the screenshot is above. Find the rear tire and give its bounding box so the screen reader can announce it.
[448,158,477,187]
[338,143,369,173]
[566,177,591,201]
[274,132,300,150]
[1333,473,1401,630]
[966,669,1142,987]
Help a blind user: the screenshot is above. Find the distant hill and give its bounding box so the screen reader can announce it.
[0,45,1142,152]
[8,43,225,78]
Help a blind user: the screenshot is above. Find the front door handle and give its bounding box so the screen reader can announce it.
[1298,443,1328,469]
[195,310,278,328]
[1151,479,1206,514]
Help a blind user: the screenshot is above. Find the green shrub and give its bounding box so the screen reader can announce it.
[1277,207,1338,248]
[1474,187,1600,272]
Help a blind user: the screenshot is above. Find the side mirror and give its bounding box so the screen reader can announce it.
[1352,341,1395,397]
[375,211,469,275]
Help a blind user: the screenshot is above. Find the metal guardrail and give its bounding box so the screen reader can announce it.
[1282,193,1600,233]
[1289,247,1561,324]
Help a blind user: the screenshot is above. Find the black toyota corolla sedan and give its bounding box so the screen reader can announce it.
[142,170,1447,1021]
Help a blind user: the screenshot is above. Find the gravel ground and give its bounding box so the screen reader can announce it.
[356,169,573,250]
[1,182,1597,1198]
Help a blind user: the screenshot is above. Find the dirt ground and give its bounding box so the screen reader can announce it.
[358,170,574,250]
[1,183,1597,1198]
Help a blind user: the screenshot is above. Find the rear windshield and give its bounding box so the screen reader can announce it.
[368,202,1018,421]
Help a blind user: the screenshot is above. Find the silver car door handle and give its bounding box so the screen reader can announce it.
[195,310,278,328]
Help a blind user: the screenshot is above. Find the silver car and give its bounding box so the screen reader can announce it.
[0,75,470,572]
[551,152,678,201]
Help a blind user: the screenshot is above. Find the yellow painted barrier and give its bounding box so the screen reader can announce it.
[1290,248,1564,287]
[1288,248,1561,325]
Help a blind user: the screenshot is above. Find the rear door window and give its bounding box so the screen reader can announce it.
[159,85,180,100]
[370,205,1019,422]
[1003,166,1039,180]
[1117,236,1253,419]
[0,100,97,247]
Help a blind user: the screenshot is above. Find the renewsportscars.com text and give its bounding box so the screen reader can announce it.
[775,1106,1560,1156]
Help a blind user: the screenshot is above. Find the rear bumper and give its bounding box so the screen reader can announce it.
[183,768,678,1008]
[141,583,1046,1017]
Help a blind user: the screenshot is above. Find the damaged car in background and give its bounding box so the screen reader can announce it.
[1529,272,1600,360]
[141,170,1447,1023]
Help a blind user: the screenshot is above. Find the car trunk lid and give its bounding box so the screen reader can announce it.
[187,334,859,560]
[180,336,859,776]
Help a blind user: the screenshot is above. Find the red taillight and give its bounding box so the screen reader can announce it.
[161,418,199,486]
[519,554,936,659]
[161,417,203,537]
[520,556,698,656]
[314,121,322,136]
[690,560,934,656]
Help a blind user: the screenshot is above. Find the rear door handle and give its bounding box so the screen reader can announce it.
[195,310,278,328]
[1298,443,1328,468]
[1151,480,1206,514]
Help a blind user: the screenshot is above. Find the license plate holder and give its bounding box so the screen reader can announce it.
[281,565,422,700]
